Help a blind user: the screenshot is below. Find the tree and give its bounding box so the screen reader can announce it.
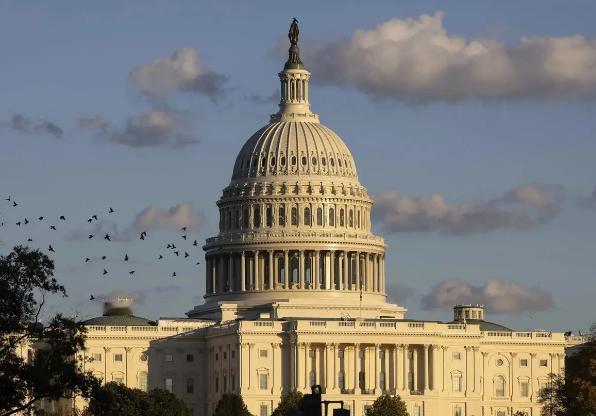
[212,393,253,416]
[563,323,596,416]
[86,382,191,416]
[365,394,409,416]
[272,390,303,416]
[0,246,98,416]
[537,374,566,416]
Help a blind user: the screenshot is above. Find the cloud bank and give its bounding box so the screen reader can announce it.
[80,109,197,148]
[131,47,227,100]
[420,278,554,314]
[373,183,563,235]
[132,202,204,232]
[578,186,596,210]
[9,113,63,138]
[305,12,596,102]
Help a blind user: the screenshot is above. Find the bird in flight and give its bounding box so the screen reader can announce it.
[87,218,93,223]
[172,272,176,277]
[101,255,107,260]
[88,234,93,239]
[85,258,91,263]
[102,269,108,275]
[48,245,55,252]
[184,252,189,258]
[92,215,98,220]
[182,235,187,240]
[16,222,21,226]
[59,215,66,220]
[12,201,18,207]
[196,261,201,265]
[180,226,187,231]
[104,234,111,241]
[158,254,164,259]
[24,218,29,225]
[124,254,129,261]
[193,240,198,246]
[109,207,115,213]
[174,251,179,256]
[129,270,135,275]
[27,238,33,242]
[50,225,56,230]
[38,216,44,221]
[89,295,95,301]
[5,196,10,201]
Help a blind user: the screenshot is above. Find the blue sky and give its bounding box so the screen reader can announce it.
[1,1,595,332]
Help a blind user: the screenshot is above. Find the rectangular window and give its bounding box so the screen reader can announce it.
[279,205,285,226]
[92,353,102,362]
[186,378,194,394]
[453,406,462,416]
[165,378,173,393]
[253,206,261,228]
[496,412,506,416]
[165,354,173,362]
[259,374,268,390]
[231,371,236,390]
[114,353,123,362]
[186,354,194,362]
[452,376,461,392]
[259,349,268,358]
[520,381,529,397]
[540,359,548,367]
[231,350,235,358]
[452,352,461,360]
[215,377,219,393]
[223,375,227,392]
[266,205,273,227]
[113,376,124,384]
[520,359,528,367]
[260,405,268,416]
[223,352,227,359]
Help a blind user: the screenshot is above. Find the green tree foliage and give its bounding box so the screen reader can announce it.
[212,393,253,416]
[537,323,596,416]
[86,382,191,416]
[0,246,98,416]
[272,390,303,416]
[365,394,409,416]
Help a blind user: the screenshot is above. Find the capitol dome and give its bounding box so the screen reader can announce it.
[189,21,405,321]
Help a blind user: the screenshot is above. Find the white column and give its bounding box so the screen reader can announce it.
[253,251,259,290]
[343,252,349,290]
[413,347,418,392]
[381,255,385,293]
[284,250,289,289]
[227,254,233,291]
[240,251,246,291]
[423,344,430,393]
[314,251,320,289]
[374,344,380,394]
[272,343,281,393]
[325,344,332,392]
[268,250,274,290]
[403,344,409,392]
[354,343,361,394]
[395,344,401,391]
[355,252,360,291]
[299,250,305,289]
[305,343,312,390]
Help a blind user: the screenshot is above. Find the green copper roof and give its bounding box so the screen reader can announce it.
[83,315,156,326]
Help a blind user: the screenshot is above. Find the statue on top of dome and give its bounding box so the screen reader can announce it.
[288,18,299,46]
[285,18,303,69]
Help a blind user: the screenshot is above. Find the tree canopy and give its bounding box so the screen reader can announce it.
[365,394,409,416]
[0,246,98,416]
[212,393,253,416]
[86,382,191,416]
[272,390,303,416]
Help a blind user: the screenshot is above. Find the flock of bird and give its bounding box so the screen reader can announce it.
[1,195,201,301]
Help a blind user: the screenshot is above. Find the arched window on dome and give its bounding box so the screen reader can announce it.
[278,204,285,226]
[357,210,361,229]
[330,158,335,167]
[280,156,286,166]
[316,207,323,226]
[349,209,354,228]
[253,206,261,228]
[291,206,298,226]
[266,205,273,227]
[227,211,232,231]
[338,159,342,167]
[301,156,307,166]
[339,209,345,227]
[242,207,249,229]
[234,209,240,229]
[304,207,311,226]
[329,208,335,226]
[291,155,296,166]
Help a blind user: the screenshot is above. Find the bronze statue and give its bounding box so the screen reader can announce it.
[289,18,299,46]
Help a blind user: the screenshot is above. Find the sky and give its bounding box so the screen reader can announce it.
[0,1,595,332]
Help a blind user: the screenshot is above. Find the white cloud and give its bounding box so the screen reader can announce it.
[385,282,414,304]
[131,47,227,100]
[420,278,554,314]
[132,202,204,232]
[305,12,596,102]
[84,108,197,148]
[9,113,63,138]
[373,183,563,235]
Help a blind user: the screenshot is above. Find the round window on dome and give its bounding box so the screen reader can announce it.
[302,156,307,165]
[312,157,317,165]
[496,358,504,366]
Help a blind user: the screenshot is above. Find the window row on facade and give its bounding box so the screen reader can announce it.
[218,203,370,232]
[206,250,385,294]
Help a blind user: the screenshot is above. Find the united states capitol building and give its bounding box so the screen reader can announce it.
[65,23,585,416]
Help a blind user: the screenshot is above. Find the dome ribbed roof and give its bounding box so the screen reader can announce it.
[232,121,358,180]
